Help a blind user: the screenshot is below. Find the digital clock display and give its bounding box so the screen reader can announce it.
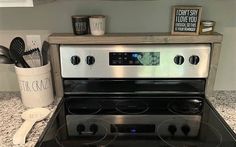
[109,52,160,66]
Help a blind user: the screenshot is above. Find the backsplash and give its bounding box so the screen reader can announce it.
[0,64,19,91]
[0,30,50,47]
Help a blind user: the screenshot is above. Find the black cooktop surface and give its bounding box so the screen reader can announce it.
[35,97,236,147]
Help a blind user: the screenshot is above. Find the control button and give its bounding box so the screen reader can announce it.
[129,61,134,64]
[77,124,85,134]
[174,55,184,65]
[70,56,80,65]
[89,124,98,135]
[152,61,158,65]
[168,125,177,136]
[86,56,95,65]
[112,61,117,65]
[181,125,190,136]
[189,55,200,65]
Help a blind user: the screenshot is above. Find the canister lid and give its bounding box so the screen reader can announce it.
[71,15,89,18]
[90,15,106,18]
[201,21,215,27]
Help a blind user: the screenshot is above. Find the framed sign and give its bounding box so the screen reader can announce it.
[171,6,202,35]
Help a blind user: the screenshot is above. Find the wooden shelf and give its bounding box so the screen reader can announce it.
[49,32,223,44]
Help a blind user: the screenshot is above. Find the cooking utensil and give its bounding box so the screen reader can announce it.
[37,47,43,66]
[41,41,50,65]
[0,45,14,64]
[34,48,42,67]
[13,108,51,145]
[9,37,30,68]
[0,55,13,64]
[24,48,42,67]
[0,45,10,59]
[24,48,40,67]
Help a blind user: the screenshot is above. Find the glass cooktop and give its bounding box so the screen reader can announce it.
[35,97,236,147]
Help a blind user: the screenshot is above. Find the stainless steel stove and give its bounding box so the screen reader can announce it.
[36,44,236,147]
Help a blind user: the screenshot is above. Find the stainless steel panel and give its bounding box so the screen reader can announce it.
[66,115,201,137]
[60,44,211,78]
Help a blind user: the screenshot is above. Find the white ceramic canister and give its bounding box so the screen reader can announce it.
[89,15,106,36]
[15,63,54,108]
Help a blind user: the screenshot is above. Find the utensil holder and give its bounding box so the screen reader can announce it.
[15,63,54,108]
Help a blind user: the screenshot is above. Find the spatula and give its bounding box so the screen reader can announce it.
[41,41,50,65]
[13,108,50,145]
[9,37,30,68]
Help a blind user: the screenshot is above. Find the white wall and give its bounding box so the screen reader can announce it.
[0,0,236,90]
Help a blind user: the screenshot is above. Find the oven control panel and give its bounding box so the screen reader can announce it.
[60,44,210,78]
[66,115,201,137]
[109,52,160,66]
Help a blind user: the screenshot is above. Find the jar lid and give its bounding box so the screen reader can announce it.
[90,15,106,18]
[201,21,215,27]
[71,15,89,18]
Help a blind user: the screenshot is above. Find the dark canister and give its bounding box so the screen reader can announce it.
[72,15,89,35]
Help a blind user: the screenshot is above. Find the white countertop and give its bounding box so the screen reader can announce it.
[0,92,61,147]
[208,91,236,133]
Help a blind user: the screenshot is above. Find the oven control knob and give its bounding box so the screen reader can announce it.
[77,124,85,134]
[86,56,95,65]
[168,125,177,135]
[181,124,191,136]
[174,55,184,65]
[189,55,200,65]
[89,124,98,135]
[71,56,80,65]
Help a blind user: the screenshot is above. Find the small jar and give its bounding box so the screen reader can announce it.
[72,15,90,35]
[199,21,215,35]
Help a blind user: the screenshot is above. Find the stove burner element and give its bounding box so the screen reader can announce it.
[67,101,102,115]
[115,101,149,114]
[157,118,222,147]
[168,99,203,115]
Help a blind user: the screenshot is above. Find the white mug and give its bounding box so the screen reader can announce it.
[89,15,106,36]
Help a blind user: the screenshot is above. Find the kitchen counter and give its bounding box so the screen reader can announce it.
[208,91,236,133]
[0,91,235,147]
[0,92,61,147]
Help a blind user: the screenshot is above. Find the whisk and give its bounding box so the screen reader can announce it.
[23,48,42,67]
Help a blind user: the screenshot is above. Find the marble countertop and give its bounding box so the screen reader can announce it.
[0,91,235,147]
[0,92,61,147]
[208,91,236,133]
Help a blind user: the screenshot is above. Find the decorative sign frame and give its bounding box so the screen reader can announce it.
[171,6,202,35]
